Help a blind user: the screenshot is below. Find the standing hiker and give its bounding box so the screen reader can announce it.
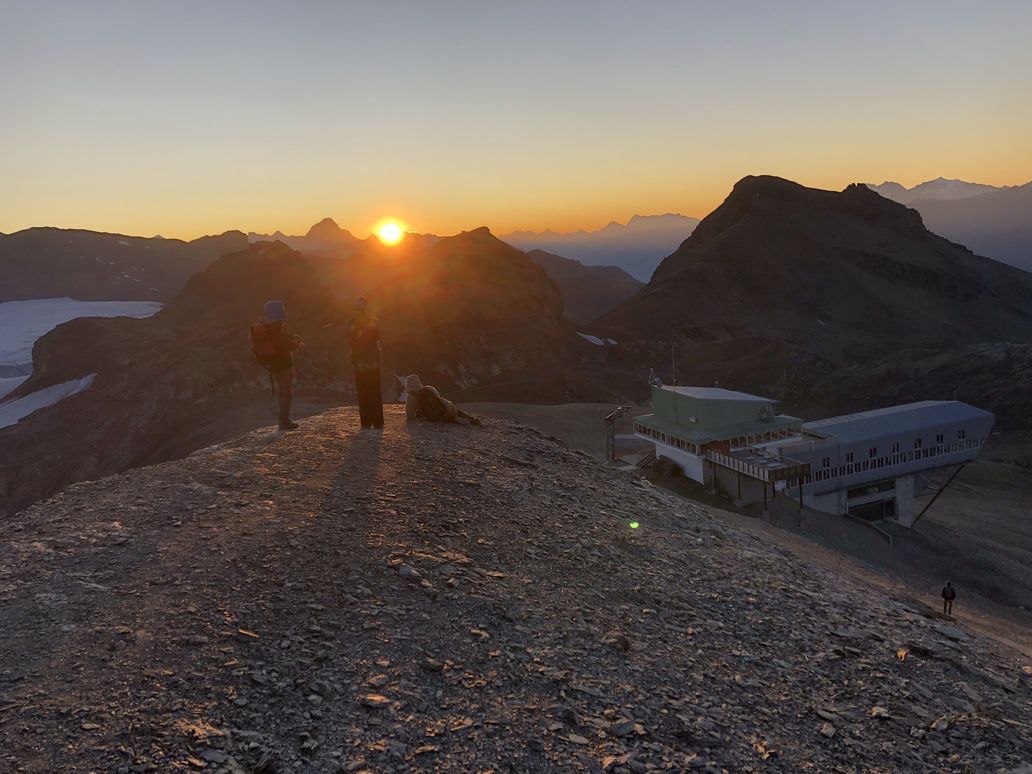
[346,296,384,429]
[250,300,304,431]
[404,374,481,425]
[941,580,956,615]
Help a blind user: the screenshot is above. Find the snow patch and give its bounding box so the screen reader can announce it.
[577,332,606,346]
[0,298,162,375]
[0,374,96,429]
[0,375,29,401]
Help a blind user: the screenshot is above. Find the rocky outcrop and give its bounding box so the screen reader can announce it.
[1,408,1029,771]
[0,235,588,515]
[0,227,248,302]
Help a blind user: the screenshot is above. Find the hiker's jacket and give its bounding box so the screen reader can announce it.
[406,385,455,421]
[347,315,381,371]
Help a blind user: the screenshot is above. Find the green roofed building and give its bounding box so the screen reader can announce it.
[634,385,995,528]
[633,386,803,482]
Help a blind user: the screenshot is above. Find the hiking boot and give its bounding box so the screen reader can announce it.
[279,421,299,430]
[469,416,482,426]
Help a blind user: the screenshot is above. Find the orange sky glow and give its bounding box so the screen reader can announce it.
[1,2,1030,241]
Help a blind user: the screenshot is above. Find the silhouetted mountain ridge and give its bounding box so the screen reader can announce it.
[0,227,248,302]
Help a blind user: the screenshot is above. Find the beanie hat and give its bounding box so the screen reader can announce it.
[264,300,286,321]
[404,374,423,393]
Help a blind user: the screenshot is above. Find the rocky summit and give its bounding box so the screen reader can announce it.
[1,408,1030,772]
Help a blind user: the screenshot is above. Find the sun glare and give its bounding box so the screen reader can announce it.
[375,220,405,246]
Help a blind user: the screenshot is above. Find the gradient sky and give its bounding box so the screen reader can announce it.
[2,0,1030,239]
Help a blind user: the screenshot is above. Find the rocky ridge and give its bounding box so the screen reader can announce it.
[0,228,248,302]
[1,407,1029,772]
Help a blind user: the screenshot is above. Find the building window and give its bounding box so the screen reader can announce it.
[868,447,877,458]
[914,438,923,449]
[936,433,944,444]
[845,452,854,463]
[891,442,900,453]
[822,457,830,468]
[958,429,966,440]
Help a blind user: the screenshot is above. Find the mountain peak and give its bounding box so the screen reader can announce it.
[305,218,353,241]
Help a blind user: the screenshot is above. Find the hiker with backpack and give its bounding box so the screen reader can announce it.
[941,580,956,615]
[346,296,384,429]
[250,300,304,431]
[404,374,481,425]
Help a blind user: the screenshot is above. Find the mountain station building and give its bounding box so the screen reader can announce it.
[633,386,994,527]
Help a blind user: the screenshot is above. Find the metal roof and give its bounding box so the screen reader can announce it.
[634,412,801,445]
[802,401,994,444]
[661,386,774,402]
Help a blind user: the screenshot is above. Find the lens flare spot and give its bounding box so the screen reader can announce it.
[629,521,640,529]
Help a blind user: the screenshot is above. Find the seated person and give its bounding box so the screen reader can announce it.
[404,374,481,425]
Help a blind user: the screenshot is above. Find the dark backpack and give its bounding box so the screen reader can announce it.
[250,322,283,367]
[944,586,956,600]
[417,386,449,422]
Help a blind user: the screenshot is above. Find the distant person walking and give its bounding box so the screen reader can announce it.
[404,374,481,425]
[347,297,384,429]
[250,300,304,430]
[942,580,956,615]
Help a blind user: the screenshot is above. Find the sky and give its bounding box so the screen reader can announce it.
[1,0,1031,239]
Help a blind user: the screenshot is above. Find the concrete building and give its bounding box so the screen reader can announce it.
[633,386,994,527]
[776,401,995,526]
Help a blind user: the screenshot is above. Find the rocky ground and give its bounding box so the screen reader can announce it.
[1,407,1030,773]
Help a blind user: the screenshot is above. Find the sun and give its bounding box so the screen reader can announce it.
[375,219,405,246]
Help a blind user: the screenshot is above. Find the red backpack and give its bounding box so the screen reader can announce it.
[250,322,283,367]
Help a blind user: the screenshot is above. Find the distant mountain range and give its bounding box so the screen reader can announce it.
[0,228,248,302]
[502,214,700,281]
[248,218,440,257]
[866,178,1032,271]
[596,175,1032,427]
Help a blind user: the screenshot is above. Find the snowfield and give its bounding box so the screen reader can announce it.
[0,298,161,399]
[0,374,97,429]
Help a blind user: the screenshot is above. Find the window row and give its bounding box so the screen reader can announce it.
[634,423,701,456]
[812,437,982,481]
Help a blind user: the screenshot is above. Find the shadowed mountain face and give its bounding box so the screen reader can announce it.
[0,242,345,516]
[503,214,699,282]
[595,176,1032,425]
[339,227,585,397]
[0,234,586,515]
[0,227,249,302]
[525,249,643,324]
[867,179,1032,271]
